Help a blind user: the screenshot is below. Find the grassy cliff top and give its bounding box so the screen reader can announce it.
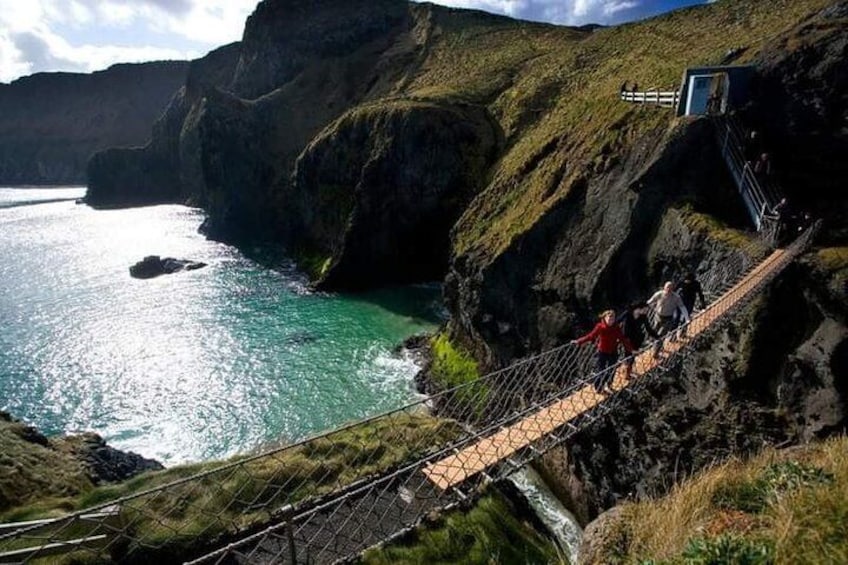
[398,0,833,259]
[587,435,848,564]
[0,414,94,512]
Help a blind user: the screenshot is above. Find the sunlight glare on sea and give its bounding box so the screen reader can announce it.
[0,187,442,465]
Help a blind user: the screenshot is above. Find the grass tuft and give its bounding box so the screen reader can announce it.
[592,436,848,565]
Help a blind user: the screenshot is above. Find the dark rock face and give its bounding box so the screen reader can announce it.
[184,88,279,243]
[293,100,499,289]
[129,255,207,279]
[543,267,847,524]
[86,44,241,209]
[0,62,188,185]
[232,0,408,98]
[445,118,749,368]
[87,143,181,208]
[55,432,164,484]
[747,3,848,241]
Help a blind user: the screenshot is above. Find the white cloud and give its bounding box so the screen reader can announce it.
[428,0,644,25]
[0,0,258,83]
[431,0,532,18]
[0,34,33,82]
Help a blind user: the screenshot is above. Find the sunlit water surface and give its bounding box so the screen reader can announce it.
[0,188,442,465]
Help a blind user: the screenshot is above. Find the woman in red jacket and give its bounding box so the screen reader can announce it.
[571,309,634,393]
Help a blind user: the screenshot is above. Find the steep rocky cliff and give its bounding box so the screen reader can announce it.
[86,43,241,208]
[292,99,499,287]
[88,0,521,276]
[84,0,847,532]
[0,61,188,185]
[530,4,848,525]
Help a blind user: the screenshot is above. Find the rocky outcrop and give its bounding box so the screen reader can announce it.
[87,1,423,243]
[0,61,188,185]
[577,506,624,564]
[748,2,848,240]
[527,5,848,525]
[129,255,207,279]
[231,0,409,99]
[86,43,241,209]
[0,411,163,511]
[53,432,163,484]
[293,100,500,289]
[446,118,751,368]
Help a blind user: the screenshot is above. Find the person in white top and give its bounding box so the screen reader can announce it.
[647,281,690,336]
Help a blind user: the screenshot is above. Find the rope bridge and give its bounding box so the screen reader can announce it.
[0,224,819,564]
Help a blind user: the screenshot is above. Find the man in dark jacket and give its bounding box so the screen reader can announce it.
[617,302,660,350]
[678,272,706,315]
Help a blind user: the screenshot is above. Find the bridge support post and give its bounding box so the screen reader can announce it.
[279,504,297,564]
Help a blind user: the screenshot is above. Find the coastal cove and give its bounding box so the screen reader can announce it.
[0,187,443,466]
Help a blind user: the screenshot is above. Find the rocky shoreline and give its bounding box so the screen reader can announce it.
[0,411,162,512]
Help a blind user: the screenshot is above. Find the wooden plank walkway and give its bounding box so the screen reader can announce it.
[423,248,787,491]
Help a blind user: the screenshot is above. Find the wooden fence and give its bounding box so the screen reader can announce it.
[620,90,680,108]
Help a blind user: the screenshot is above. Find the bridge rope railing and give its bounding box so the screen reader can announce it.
[0,224,817,564]
[712,112,784,234]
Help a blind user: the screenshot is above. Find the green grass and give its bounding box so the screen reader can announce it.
[293,244,333,280]
[430,332,481,389]
[0,415,95,513]
[590,436,848,565]
[677,205,757,250]
[680,534,773,565]
[359,491,562,565]
[396,0,834,260]
[814,247,848,272]
[429,332,491,418]
[1,414,463,563]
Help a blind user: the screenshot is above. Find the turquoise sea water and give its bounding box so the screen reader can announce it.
[0,187,443,465]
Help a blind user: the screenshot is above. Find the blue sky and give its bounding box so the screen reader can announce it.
[0,0,709,84]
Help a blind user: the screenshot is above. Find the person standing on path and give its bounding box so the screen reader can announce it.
[678,272,707,315]
[647,281,690,336]
[571,310,634,393]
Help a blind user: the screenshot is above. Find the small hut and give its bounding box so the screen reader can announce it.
[676,65,755,117]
